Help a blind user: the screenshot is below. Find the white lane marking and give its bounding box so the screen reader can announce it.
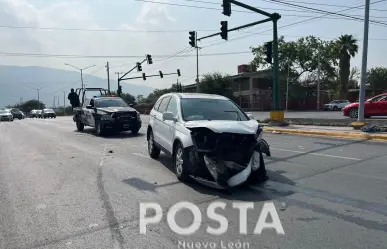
[132,153,149,158]
[271,148,361,161]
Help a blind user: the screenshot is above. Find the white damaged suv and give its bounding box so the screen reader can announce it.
[146,93,271,189]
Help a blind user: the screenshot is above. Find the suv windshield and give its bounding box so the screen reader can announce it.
[95,98,128,108]
[181,98,248,121]
[43,109,55,113]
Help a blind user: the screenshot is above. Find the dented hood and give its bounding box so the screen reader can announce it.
[184,120,259,134]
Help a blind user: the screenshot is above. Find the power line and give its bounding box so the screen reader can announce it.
[264,0,387,26]
[200,0,387,48]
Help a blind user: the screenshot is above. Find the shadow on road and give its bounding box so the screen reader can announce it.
[74,128,145,139]
[122,154,296,202]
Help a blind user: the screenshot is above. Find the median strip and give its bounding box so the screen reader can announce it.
[263,126,387,141]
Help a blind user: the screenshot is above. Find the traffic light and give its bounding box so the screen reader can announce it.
[137,62,142,72]
[189,31,196,48]
[222,0,231,16]
[147,54,153,64]
[117,85,122,96]
[142,73,146,81]
[159,71,163,78]
[264,41,273,64]
[177,69,181,77]
[220,21,228,40]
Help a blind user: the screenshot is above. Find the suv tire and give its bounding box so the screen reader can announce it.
[148,130,160,159]
[173,142,190,182]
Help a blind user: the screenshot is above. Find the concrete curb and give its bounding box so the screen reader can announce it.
[263,127,387,141]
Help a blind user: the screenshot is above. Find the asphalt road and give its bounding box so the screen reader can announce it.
[1,117,387,249]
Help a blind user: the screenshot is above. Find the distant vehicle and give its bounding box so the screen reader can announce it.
[42,108,56,118]
[73,88,142,136]
[323,100,350,111]
[29,110,39,118]
[0,109,13,121]
[147,93,271,189]
[343,93,387,118]
[9,108,24,119]
[35,110,43,118]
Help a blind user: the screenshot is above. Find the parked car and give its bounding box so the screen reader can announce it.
[0,109,13,121]
[323,100,350,111]
[147,93,271,189]
[42,108,56,118]
[343,93,387,118]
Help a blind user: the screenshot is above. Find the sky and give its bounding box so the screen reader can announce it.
[1,0,387,96]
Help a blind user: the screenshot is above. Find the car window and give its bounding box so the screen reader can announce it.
[166,97,178,116]
[372,95,386,102]
[158,97,171,113]
[153,98,163,111]
[181,98,248,121]
[377,96,387,101]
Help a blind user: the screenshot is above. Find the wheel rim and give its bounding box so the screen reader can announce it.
[350,109,358,118]
[148,133,154,152]
[175,148,183,175]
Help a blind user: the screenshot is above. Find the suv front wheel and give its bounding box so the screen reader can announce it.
[173,142,190,181]
[148,130,160,158]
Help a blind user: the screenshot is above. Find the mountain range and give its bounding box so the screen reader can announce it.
[0,65,154,108]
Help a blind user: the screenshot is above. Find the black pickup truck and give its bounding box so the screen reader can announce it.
[73,96,142,136]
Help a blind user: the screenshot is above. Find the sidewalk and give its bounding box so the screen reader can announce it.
[263,124,387,141]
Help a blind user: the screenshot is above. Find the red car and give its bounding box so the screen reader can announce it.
[343,93,387,118]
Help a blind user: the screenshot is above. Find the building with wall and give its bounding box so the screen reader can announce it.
[183,65,274,111]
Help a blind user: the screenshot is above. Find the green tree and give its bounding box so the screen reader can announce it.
[120,93,136,104]
[199,72,235,100]
[367,67,387,94]
[136,95,145,103]
[336,34,359,98]
[8,100,45,113]
[250,35,338,84]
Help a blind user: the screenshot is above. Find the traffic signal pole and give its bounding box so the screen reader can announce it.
[202,0,283,122]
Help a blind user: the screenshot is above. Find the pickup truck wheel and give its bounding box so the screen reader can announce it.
[174,143,190,182]
[131,126,140,135]
[148,131,160,159]
[76,121,84,131]
[96,121,104,136]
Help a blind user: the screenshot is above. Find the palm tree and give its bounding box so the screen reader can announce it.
[336,35,358,98]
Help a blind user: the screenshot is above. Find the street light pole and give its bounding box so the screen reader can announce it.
[357,0,370,125]
[63,91,66,115]
[27,86,46,109]
[64,63,96,89]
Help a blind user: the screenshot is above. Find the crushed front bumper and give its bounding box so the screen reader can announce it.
[187,127,270,189]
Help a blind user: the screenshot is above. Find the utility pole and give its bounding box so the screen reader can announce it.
[356,0,370,125]
[286,60,290,111]
[62,91,66,115]
[53,96,56,108]
[57,96,60,109]
[317,49,321,111]
[106,62,110,92]
[196,32,200,93]
[64,63,96,89]
[115,72,124,96]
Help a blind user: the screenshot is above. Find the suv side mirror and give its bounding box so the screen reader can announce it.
[86,105,93,109]
[163,112,176,121]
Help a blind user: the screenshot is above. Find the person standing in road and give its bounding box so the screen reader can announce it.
[68,88,80,109]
